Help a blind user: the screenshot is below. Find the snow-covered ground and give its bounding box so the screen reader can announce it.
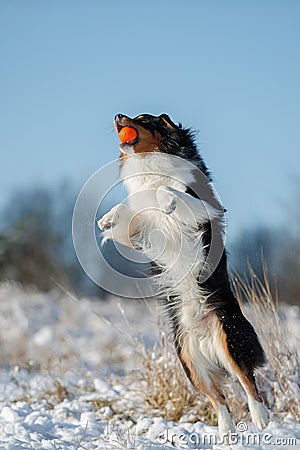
[0,282,299,449]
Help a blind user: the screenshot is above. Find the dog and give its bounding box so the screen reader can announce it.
[98,113,269,441]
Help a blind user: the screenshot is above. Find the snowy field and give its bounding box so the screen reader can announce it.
[0,282,299,449]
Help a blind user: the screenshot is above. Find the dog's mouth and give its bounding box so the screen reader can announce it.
[114,115,139,149]
[116,124,139,145]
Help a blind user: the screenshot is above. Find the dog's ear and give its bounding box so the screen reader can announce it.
[160,114,177,130]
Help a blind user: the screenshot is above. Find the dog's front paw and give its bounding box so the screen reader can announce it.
[156,186,177,215]
[97,204,127,230]
[98,215,114,231]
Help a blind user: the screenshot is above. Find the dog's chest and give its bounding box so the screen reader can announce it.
[121,155,205,298]
[120,153,194,212]
[120,155,208,327]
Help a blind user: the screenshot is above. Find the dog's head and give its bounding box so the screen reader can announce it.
[114,113,194,157]
[114,112,213,197]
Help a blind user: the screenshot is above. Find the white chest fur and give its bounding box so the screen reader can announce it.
[121,153,195,211]
[120,153,208,313]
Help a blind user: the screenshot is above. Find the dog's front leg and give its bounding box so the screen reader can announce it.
[98,204,141,248]
[156,185,222,224]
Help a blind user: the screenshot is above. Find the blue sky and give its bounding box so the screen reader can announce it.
[1,1,299,243]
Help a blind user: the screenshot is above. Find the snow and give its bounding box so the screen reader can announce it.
[0,282,299,449]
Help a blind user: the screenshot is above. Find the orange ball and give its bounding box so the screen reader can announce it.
[119,126,138,143]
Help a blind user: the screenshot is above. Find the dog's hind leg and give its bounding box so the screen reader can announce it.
[178,339,235,444]
[228,363,269,431]
[219,322,270,431]
[237,370,269,431]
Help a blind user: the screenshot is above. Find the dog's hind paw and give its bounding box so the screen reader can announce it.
[248,398,270,431]
[218,403,236,445]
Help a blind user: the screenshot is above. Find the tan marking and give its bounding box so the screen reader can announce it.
[133,128,162,155]
[160,113,177,130]
[180,338,226,415]
[219,327,260,401]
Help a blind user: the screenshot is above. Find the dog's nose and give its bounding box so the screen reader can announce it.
[114,113,124,122]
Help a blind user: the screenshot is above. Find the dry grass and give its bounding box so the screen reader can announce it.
[126,268,300,424]
[43,379,70,405]
[231,266,300,421]
[4,276,298,426]
[136,318,217,424]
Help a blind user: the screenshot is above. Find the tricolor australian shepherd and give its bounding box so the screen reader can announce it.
[98,113,269,440]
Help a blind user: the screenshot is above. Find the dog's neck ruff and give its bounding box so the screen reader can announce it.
[121,153,196,199]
